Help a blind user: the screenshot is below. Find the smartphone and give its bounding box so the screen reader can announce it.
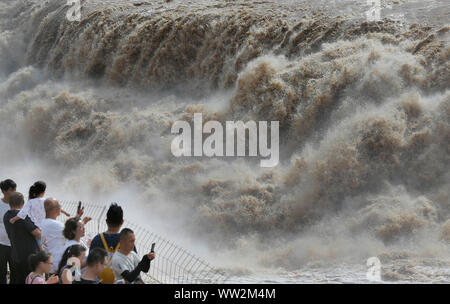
[151,243,156,253]
[77,201,82,214]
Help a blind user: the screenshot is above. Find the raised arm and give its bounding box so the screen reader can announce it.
[16,200,31,220]
[120,255,151,283]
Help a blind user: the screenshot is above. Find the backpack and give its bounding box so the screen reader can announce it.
[97,233,120,284]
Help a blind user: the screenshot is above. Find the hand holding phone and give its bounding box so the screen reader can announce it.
[76,201,85,219]
[147,243,156,261]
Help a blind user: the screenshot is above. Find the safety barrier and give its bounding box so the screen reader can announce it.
[57,201,229,284]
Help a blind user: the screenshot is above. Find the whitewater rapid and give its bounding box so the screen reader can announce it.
[0,0,449,283]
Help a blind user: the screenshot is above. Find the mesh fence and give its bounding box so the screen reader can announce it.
[57,201,229,284]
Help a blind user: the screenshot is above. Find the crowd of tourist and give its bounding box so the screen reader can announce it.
[0,179,156,284]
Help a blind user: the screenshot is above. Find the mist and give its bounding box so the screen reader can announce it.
[0,0,449,282]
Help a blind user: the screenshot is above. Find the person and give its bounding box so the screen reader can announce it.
[25,251,58,284]
[9,181,70,230]
[63,216,92,254]
[111,228,155,284]
[90,203,126,283]
[0,179,16,284]
[57,244,87,284]
[73,248,107,284]
[40,198,68,274]
[3,192,41,283]
[9,181,46,230]
[90,203,124,252]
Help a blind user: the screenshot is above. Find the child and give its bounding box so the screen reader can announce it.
[26,251,59,284]
[57,244,87,284]
[9,181,69,245]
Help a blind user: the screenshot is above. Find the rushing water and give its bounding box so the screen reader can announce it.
[0,0,449,283]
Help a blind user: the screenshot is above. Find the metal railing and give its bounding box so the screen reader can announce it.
[57,201,228,284]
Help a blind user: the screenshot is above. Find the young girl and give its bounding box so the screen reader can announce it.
[10,181,47,227]
[57,244,87,284]
[26,251,59,284]
[9,181,70,235]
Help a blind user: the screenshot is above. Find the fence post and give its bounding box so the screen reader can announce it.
[97,205,107,234]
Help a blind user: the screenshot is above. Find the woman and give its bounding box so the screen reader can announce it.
[63,217,92,253]
[26,251,59,284]
[57,244,87,284]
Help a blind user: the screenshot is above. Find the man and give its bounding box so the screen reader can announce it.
[40,198,66,274]
[90,203,125,283]
[73,248,108,284]
[111,228,155,284]
[90,203,124,251]
[0,179,16,284]
[3,192,41,284]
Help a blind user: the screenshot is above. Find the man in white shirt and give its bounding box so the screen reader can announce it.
[41,198,66,274]
[0,179,16,283]
[111,228,155,284]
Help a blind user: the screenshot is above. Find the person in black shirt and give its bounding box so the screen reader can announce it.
[73,248,108,284]
[3,192,41,284]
